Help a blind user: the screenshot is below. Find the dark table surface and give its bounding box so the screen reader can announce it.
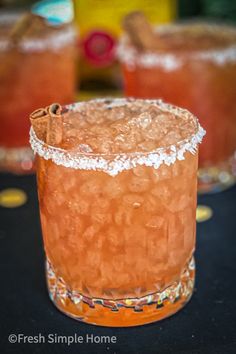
[0,173,236,354]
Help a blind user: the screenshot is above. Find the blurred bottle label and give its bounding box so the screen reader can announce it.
[83,31,116,67]
[32,0,74,25]
[74,0,176,87]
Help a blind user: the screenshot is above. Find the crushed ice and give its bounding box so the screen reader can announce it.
[30,99,206,177]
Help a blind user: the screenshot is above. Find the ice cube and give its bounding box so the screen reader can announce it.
[106,226,122,248]
[128,176,150,193]
[69,198,90,215]
[147,237,168,264]
[60,174,78,193]
[78,144,93,153]
[85,110,105,125]
[172,162,180,177]
[83,224,101,240]
[167,213,184,251]
[124,226,147,247]
[91,212,112,225]
[111,121,130,134]
[104,179,125,199]
[123,194,144,208]
[167,194,191,213]
[133,166,149,178]
[92,197,110,211]
[146,216,164,229]
[85,250,101,268]
[80,179,102,196]
[90,126,112,136]
[128,112,152,129]
[114,207,133,226]
[143,195,160,213]
[180,208,196,253]
[137,140,157,152]
[160,131,182,146]
[151,185,171,203]
[152,164,172,182]
[99,140,114,154]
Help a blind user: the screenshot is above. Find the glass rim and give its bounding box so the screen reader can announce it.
[30,98,205,176]
[0,11,76,53]
[117,22,236,70]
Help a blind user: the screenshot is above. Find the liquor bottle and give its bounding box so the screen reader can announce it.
[73,0,177,91]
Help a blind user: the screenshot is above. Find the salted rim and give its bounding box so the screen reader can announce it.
[0,12,76,52]
[29,98,206,176]
[117,23,236,71]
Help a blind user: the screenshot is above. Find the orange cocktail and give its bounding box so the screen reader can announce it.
[118,23,236,193]
[0,12,76,173]
[30,98,205,327]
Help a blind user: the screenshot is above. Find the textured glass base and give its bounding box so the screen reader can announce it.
[46,257,195,327]
[198,157,236,194]
[0,146,35,174]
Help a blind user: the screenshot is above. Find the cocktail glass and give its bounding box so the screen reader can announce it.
[118,23,236,193]
[0,12,76,173]
[30,98,205,327]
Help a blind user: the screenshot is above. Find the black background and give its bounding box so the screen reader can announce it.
[0,173,236,354]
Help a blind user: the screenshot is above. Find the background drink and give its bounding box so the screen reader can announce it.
[119,23,236,193]
[30,98,205,326]
[0,12,76,173]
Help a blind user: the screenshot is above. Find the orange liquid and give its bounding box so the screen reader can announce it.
[37,151,198,326]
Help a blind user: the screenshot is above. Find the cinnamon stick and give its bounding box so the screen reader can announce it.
[46,104,63,146]
[30,103,63,146]
[122,11,157,51]
[9,13,46,44]
[30,108,49,141]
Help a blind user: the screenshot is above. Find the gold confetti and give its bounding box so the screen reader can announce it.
[196,205,213,222]
[0,188,27,208]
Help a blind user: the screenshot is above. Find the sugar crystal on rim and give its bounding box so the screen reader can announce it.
[117,23,236,71]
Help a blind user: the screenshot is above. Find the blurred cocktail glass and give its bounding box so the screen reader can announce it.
[30,98,205,326]
[0,12,76,173]
[118,22,236,193]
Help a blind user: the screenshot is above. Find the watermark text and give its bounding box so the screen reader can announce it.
[8,333,117,346]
